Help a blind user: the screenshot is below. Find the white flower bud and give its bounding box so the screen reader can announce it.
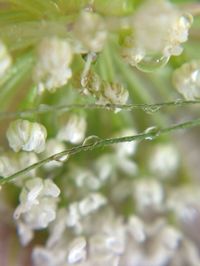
[41,139,67,170]
[127,215,146,243]
[57,115,87,144]
[97,81,129,107]
[33,37,73,93]
[66,202,80,228]
[68,237,87,264]
[6,119,47,153]
[133,179,164,212]
[0,154,18,177]
[17,221,33,246]
[114,128,138,157]
[149,144,179,179]
[0,40,12,78]
[78,193,107,216]
[167,186,200,223]
[14,178,60,234]
[73,11,107,53]
[173,60,200,100]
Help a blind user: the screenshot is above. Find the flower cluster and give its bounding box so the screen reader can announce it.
[0,1,199,266]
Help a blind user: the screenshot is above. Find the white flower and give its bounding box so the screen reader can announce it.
[66,193,107,230]
[33,37,73,93]
[57,115,87,144]
[17,221,34,246]
[73,167,101,191]
[14,177,60,245]
[73,11,107,53]
[78,193,107,216]
[68,237,87,264]
[173,60,200,100]
[0,152,38,184]
[6,119,47,153]
[149,144,179,179]
[122,0,192,68]
[41,139,67,170]
[0,154,18,177]
[114,128,138,157]
[97,81,129,107]
[133,179,164,213]
[167,186,200,223]
[0,40,12,79]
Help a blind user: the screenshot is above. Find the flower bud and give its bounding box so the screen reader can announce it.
[173,60,200,100]
[6,119,47,153]
[33,37,73,93]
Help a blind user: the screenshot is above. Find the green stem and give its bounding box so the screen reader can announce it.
[0,100,199,119]
[1,117,200,185]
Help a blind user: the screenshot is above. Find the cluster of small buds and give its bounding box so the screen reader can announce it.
[81,69,129,108]
[73,11,107,53]
[14,177,60,245]
[33,37,73,93]
[121,0,193,71]
[57,114,87,144]
[173,60,200,100]
[0,40,12,79]
[0,1,199,265]
[32,206,200,266]
[6,119,47,153]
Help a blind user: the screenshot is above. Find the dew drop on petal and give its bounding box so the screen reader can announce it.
[136,54,169,72]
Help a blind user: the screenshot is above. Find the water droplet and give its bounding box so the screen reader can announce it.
[55,154,69,162]
[136,54,169,72]
[142,105,161,114]
[144,126,160,140]
[180,13,193,28]
[174,99,183,105]
[82,135,101,146]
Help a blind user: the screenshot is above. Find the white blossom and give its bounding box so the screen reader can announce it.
[57,115,87,144]
[122,0,192,68]
[97,81,129,107]
[67,237,87,264]
[167,186,200,223]
[78,193,107,216]
[73,11,107,53]
[173,60,200,100]
[41,139,67,170]
[133,179,164,213]
[114,128,138,157]
[6,119,47,153]
[149,144,179,178]
[14,177,60,245]
[33,37,73,93]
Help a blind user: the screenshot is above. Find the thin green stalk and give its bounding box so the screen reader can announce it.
[0,51,34,109]
[1,117,200,185]
[0,100,199,119]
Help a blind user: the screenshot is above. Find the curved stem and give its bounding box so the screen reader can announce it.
[1,117,200,185]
